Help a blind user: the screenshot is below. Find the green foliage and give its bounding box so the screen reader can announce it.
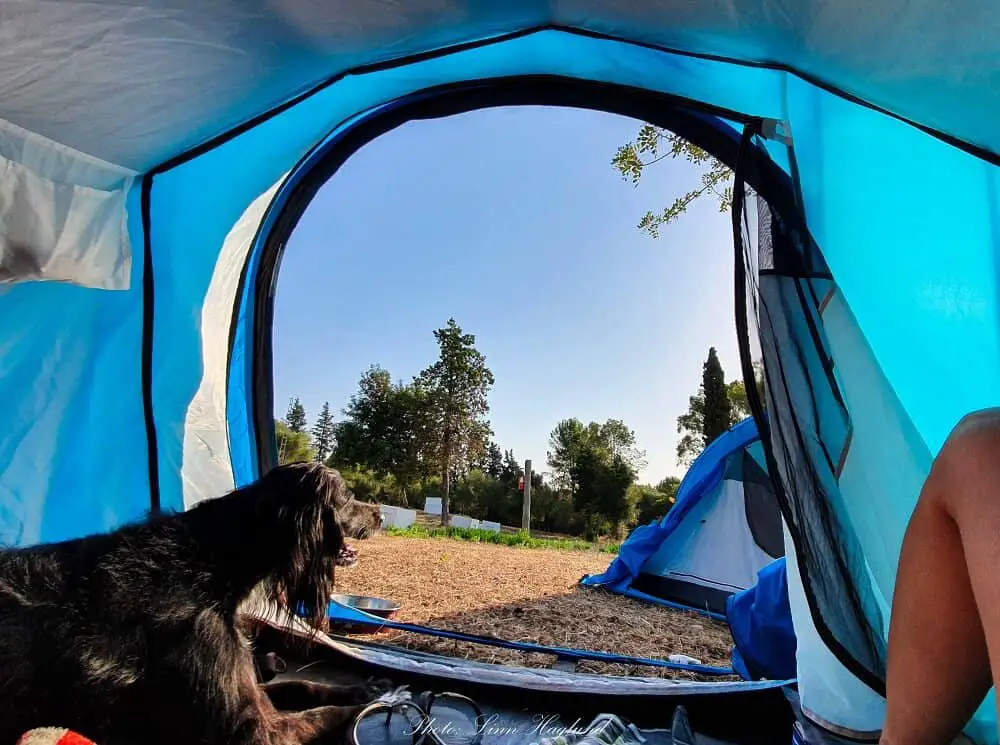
[676,348,760,466]
[327,365,430,503]
[333,464,405,505]
[725,380,751,421]
[655,476,681,497]
[416,318,495,525]
[702,347,732,446]
[275,419,313,464]
[311,401,335,462]
[630,481,678,526]
[472,440,504,480]
[546,417,645,538]
[547,418,646,491]
[383,524,607,553]
[611,124,733,238]
[285,397,307,433]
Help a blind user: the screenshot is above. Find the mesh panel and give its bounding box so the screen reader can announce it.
[740,451,785,558]
[735,152,887,694]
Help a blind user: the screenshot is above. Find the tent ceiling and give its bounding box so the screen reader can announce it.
[3,1,998,170]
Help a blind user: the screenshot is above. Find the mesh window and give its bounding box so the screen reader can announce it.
[734,137,887,696]
[740,451,785,559]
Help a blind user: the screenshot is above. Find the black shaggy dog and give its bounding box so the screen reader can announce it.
[0,461,385,745]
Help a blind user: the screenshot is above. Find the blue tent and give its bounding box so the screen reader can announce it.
[581,417,784,618]
[1,3,998,742]
[727,558,797,684]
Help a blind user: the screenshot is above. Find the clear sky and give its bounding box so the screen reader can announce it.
[273,105,742,484]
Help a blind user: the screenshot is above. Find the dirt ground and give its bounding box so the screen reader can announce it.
[333,534,736,680]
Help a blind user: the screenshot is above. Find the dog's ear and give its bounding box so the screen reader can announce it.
[256,463,342,633]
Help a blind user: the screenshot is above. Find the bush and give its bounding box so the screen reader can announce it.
[335,465,405,505]
[383,525,603,552]
[630,484,676,526]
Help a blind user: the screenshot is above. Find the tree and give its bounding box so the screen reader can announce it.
[285,398,307,433]
[328,365,430,502]
[311,401,335,462]
[570,445,636,540]
[597,418,647,473]
[470,440,505,481]
[676,347,737,466]
[547,418,646,491]
[726,380,752,421]
[275,419,313,464]
[611,124,732,238]
[656,476,681,498]
[416,319,495,526]
[546,418,590,491]
[702,347,732,445]
[631,483,675,526]
[546,417,643,538]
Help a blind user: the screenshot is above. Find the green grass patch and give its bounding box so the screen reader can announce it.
[384,524,618,553]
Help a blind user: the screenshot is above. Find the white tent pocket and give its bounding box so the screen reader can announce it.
[0,131,134,291]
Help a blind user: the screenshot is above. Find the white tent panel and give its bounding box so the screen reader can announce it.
[180,175,287,509]
[643,478,775,595]
[0,117,135,290]
[783,524,885,737]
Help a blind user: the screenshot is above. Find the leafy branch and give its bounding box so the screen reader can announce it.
[611,124,733,238]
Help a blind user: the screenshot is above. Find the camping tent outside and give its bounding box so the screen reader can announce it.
[0,3,998,741]
[581,417,784,617]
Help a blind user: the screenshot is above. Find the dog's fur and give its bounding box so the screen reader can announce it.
[0,462,384,745]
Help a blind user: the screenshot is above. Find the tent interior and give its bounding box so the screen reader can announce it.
[1,2,999,743]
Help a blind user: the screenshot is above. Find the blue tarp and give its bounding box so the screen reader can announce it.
[727,558,797,682]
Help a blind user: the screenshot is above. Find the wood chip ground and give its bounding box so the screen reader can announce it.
[333,534,736,680]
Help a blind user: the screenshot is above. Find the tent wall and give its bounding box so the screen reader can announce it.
[0,184,150,546]
[782,523,884,736]
[780,82,1000,741]
[0,28,792,533]
[744,103,1000,736]
[1,3,998,171]
[787,78,1000,455]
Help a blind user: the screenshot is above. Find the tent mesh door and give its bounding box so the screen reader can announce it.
[732,129,887,696]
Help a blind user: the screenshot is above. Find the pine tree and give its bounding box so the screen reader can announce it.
[286,398,307,433]
[416,319,495,526]
[311,401,335,462]
[701,347,732,447]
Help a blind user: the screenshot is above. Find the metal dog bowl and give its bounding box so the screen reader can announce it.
[329,593,400,634]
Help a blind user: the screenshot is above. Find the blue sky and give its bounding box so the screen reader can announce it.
[273,106,740,484]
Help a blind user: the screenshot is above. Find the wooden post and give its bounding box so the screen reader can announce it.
[521,459,532,533]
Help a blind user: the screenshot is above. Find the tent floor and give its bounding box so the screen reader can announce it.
[253,625,796,744]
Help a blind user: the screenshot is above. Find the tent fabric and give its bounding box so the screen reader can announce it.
[1,2,1000,172]
[581,417,784,616]
[0,118,135,291]
[726,558,796,683]
[0,4,999,742]
[780,523,885,737]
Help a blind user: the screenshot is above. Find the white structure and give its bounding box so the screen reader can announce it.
[480,521,501,533]
[450,514,479,529]
[423,497,442,515]
[379,505,416,530]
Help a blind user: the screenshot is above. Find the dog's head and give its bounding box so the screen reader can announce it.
[253,461,349,630]
[331,486,384,569]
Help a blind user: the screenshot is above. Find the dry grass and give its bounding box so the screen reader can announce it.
[333,534,736,680]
